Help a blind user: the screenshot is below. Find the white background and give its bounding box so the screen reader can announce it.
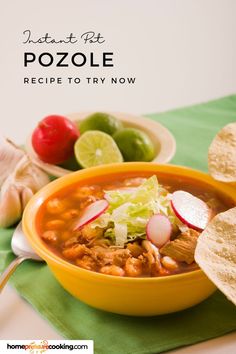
[1,0,236,144]
[0,0,236,352]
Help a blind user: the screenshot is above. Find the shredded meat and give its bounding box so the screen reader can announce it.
[62,244,90,260]
[160,229,200,264]
[142,240,162,275]
[81,224,104,240]
[90,247,131,267]
[76,255,97,271]
[61,228,200,274]
[63,235,81,248]
[127,242,144,257]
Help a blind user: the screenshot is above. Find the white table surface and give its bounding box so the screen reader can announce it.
[1,285,236,353]
[0,0,236,352]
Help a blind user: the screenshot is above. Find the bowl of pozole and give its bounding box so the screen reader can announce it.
[22,163,236,316]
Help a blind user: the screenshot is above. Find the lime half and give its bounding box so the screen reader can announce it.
[74,131,123,168]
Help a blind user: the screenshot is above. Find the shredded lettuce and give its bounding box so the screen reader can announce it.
[90,175,175,247]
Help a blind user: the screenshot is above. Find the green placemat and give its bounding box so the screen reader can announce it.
[1,95,236,354]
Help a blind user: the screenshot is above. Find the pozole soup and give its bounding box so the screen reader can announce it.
[37,174,232,277]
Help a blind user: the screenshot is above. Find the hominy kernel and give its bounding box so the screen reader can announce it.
[41,230,58,243]
[100,265,125,276]
[62,209,79,220]
[125,257,143,277]
[46,219,65,229]
[161,256,178,270]
[46,198,66,214]
[73,186,95,199]
[79,195,97,209]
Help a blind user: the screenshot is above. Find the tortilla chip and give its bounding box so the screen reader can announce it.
[208,122,236,182]
[195,207,236,305]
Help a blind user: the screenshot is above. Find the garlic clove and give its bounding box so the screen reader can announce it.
[0,136,24,187]
[0,185,22,228]
[21,187,34,209]
[13,155,50,192]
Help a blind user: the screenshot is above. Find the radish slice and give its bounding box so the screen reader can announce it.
[73,199,109,230]
[146,214,172,248]
[171,191,210,231]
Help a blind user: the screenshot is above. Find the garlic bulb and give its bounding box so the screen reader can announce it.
[0,136,50,228]
[0,136,24,186]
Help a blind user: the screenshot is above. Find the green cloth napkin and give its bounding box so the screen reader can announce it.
[1,95,236,354]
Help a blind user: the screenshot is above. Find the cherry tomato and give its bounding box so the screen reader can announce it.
[32,115,80,164]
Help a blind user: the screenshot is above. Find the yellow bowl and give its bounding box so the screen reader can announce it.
[22,163,236,316]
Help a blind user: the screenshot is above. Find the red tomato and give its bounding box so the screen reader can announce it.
[32,115,80,164]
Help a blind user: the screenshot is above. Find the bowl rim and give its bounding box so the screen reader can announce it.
[22,162,236,283]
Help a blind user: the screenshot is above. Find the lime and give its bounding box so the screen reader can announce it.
[113,128,155,162]
[74,131,123,168]
[79,112,123,135]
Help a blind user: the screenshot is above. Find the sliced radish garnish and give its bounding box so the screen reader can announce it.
[73,199,109,230]
[146,214,172,248]
[171,190,210,231]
